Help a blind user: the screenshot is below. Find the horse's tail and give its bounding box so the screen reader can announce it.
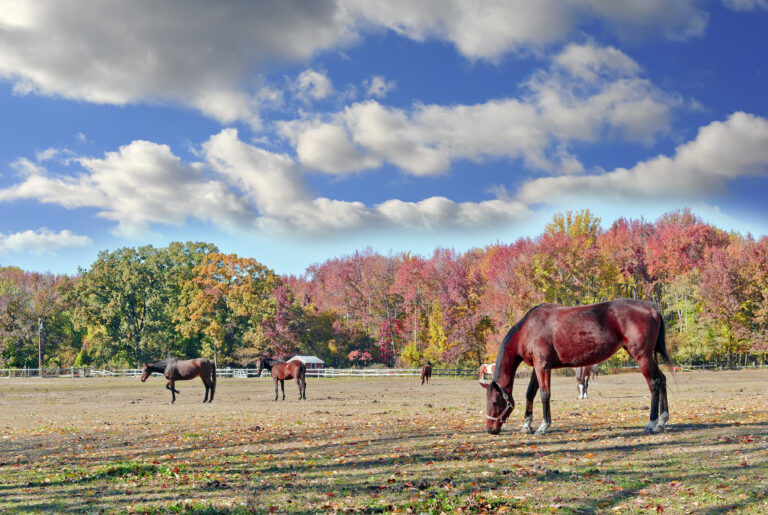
[654,314,676,376]
[211,361,217,396]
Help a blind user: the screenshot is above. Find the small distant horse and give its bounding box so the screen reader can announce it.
[478,363,495,382]
[483,299,673,436]
[256,358,306,401]
[575,364,600,399]
[421,364,432,385]
[141,357,216,404]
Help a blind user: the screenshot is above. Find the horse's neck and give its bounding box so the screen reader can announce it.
[495,338,521,391]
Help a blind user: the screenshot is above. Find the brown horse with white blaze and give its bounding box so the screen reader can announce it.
[141,357,216,404]
[483,299,672,436]
[256,358,306,400]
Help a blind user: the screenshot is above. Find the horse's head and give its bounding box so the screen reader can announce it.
[256,358,272,376]
[481,380,514,435]
[140,363,150,382]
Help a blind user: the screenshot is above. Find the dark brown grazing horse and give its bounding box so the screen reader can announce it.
[483,299,672,436]
[575,364,599,399]
[421,363,432,385]
[141,357,216,404]
[256,358,306,401]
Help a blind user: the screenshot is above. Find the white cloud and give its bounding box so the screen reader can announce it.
[0,0,347,126]
[0,141,253,237]
[343,0,707,61]
[287,121,382,174]
[203,128,373,232]
[0,129,535,236]
[0,228,92,255]
[364,75,396,98]
[553,42,640,82]
[283,43,674,176]
[516,112,768,205]
[581,0,708,41]
[295,69,334,102]
[376,197,529,230]
[0,0,709,126]
[722,0,768,11]
[203,129,531,231]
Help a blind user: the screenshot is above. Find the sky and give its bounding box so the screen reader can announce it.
[1,0,767,276]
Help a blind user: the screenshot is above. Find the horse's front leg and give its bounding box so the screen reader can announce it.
[280,379,285,400]
[533,367,552,435]
[583,376,589,399]
[273,378,279,401]
[522,373,539,434]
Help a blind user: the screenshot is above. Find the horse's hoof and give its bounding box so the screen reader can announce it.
[652,425,665,434]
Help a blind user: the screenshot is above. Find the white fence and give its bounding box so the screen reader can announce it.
[0,367,477,379]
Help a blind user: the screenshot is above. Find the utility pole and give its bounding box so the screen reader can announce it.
[38,318,43,376]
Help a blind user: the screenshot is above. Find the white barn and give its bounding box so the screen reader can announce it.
[288,355,325,370]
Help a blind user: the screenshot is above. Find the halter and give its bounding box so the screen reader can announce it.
[485,381,514,422]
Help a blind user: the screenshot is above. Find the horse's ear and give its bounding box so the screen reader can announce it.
[480,382,489,389]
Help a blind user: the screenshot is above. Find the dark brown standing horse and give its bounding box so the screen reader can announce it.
[421,363,432,385]
[575,364,599,399]
[256,358,306,401]
[483,299,672,435]
[141,357,216,404]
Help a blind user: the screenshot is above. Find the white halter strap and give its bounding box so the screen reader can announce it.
[486,381,513,422]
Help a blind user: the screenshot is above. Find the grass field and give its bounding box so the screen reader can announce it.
[1,369,767,514]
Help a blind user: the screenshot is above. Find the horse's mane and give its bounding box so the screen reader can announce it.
[491,305,541,382]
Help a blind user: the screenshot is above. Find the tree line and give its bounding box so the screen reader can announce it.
[1,209,766,370]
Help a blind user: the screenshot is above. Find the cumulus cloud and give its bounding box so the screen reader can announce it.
[0,0,709,126]
[282,42,673,176]
[0,228,92,255]
[0,130,534,236]
[364,75,396,98]
[516,112,768,205]
[722,0,768,11]
[344,0,708,60]
[294,69,335,102]
[0,0,346,125]
[0,141,253,237]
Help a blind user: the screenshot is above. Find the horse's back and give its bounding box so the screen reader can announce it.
[525,299,660,367]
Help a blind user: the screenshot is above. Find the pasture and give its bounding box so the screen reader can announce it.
[1,370,767,513]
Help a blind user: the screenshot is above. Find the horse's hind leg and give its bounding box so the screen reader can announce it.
[655,368,669,432]
[533,366,552,435]
[166,380,177,404]
[636,356,664,433]
[280,379,285,400]
[522,373,538,434]
[296,377,303,400]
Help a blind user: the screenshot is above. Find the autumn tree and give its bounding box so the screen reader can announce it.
[176,252,281,366]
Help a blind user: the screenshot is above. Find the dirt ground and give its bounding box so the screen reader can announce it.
[1,369,767,513]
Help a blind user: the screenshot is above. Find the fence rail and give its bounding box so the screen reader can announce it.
[2,363,766,380]
[0,367,478,379]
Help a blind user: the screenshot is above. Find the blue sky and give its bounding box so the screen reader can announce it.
[1,0,767,276]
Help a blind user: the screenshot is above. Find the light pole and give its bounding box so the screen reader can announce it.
[38,318,43,376]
